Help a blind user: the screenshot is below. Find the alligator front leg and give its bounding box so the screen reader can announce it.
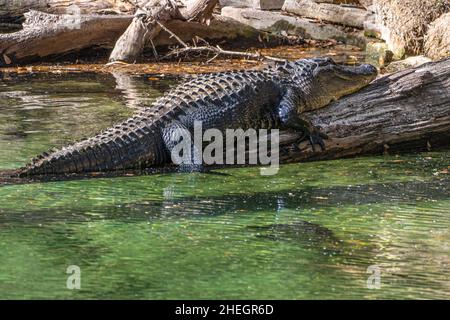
[277,89,327,151]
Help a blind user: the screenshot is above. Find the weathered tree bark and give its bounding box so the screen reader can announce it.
[0,10,133,65]
[0,9,257,66]
[277,58,450,162]
[108,0,179,63]
[182,0,219,23]
[1,0,252,65]
[220,7,368,48]
[0,0,133,19]
[282,0,371,29]
[109,0,220,63]
[357,0,373,9]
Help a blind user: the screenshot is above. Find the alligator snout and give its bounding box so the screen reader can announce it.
[332,63,378,83]
[359,64,378,76]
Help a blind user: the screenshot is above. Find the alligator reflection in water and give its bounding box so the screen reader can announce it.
[1,176,448,225]
[247,222,341,250]
[144,177,450,218]
[1,177,448,274]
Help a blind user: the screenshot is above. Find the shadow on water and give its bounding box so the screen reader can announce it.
[247,221,341,252]
[1,176,448,231]
[114,176,450,220]
[0,174,448,299]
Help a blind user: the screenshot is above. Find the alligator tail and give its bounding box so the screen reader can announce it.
[17,115,166,177]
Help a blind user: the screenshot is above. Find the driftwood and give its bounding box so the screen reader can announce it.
[0,0,133,19]
[277,58,450,162]
[109,0,220,63]
[282,0,371,29]
[0,10,133,65]
[158,21,284,62]
[108,0,178,63]
[0,9,258,66]
[220,7,368,48]
[0,0,262,65]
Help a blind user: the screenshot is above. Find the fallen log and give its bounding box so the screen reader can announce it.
[282,0,371,29]
[0,9,258,66]
[0,10,133,65]
[220,6,368,48]
[109,0,220,63]
[108,0,177,63]
[0,0,133,19]
[277,58,450,162]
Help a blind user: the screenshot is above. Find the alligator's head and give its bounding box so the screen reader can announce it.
[289,57,378,111]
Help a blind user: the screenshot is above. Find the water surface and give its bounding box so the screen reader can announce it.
[0,72,448,299]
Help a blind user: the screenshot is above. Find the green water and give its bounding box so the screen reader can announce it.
[0,73,448,299]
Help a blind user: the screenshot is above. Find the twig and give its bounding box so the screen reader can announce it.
[163,44,286,62]
[105,61,131,66]
[158,23,286,62]
[206,53,220,63]
[119,0,286,63]
[150,39,159,61]
[156,21,189,48]
[194,36,211,46]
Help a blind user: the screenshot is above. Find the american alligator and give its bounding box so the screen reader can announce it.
[16,57,377,176]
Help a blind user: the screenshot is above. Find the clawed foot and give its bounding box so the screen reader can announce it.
[308,131,328,152]
[292,130,327,152]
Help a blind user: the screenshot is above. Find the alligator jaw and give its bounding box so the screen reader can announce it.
[315,61,378,100]
[334,63,378,83]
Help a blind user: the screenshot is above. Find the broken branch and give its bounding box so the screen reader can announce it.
[108,0,219,63]
[158,22,285,62]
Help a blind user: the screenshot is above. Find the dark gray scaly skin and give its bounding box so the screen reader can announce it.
[17,57,377,176]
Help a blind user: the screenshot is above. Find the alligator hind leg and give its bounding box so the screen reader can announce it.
[161,121,204,172]
[177,163,203,173]
[277,89,327,151]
